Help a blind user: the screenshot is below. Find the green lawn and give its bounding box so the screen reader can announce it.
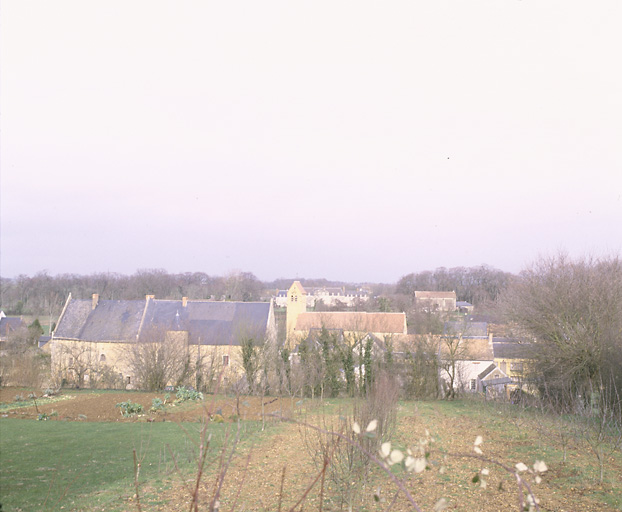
[0,418,264,511]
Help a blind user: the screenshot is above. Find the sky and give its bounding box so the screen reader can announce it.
[1,0,621,284]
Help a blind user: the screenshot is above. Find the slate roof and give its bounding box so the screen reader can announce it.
[294,312,407,334]
[492,337,534,359]
[444,321,488,337]
[0,317,25,337]
[54,297,272,345]
[456,301,473,308]
[478,363,497,380]
[81,300,145,341]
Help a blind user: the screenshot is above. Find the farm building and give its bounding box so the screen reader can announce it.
[50,294,275,390]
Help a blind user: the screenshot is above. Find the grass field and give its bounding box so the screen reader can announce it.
[1,393,621,511]
[0,418,266,511]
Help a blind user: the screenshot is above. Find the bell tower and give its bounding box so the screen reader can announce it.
[286,281,307,345]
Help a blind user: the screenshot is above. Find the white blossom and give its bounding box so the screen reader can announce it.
[389,449,404,464]
[434,498,448,511]
[413,457,427,473]
[481,468,489,476]
[474,435,484,446]
[366,419,378,432]
[533,460,548,473]
[380,442,391,458]
[515,462,529,472]
[352,422,361,434]
[474,446,483,455]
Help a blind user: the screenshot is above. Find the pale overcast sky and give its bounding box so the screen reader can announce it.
[1,0,621,283]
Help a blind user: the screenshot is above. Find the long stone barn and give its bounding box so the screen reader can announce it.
[50,294,276,390]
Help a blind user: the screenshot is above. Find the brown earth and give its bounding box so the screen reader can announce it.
[0,387,291,423]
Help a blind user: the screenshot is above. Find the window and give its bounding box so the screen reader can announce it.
[510,362,524,372]
[68,357,74,366]
[126,376,131,384]
[100,354,106,362]
[222,355,230,367]
[470,379,477,391]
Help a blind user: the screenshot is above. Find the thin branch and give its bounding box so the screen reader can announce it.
[272,413,424,512]
[133,449,143,512]
[277,464,287,512]
[229,444,254,512]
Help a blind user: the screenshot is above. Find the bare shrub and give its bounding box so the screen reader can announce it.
[300,371,400,509]
[126,328,190,391]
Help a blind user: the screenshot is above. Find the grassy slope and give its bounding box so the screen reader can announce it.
[1,398,620,511]
[0,419,264,511]
[403,400,622,511]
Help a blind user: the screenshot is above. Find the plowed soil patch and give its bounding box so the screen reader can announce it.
[0,388,291,423]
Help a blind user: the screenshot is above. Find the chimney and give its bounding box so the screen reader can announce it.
[182,297,188,307]
[92,293,99,310]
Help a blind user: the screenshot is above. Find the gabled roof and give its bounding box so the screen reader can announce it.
[0,317,25,337]
[478,363,507,380]
[294,312,406,335]
[478,363,496,379]
[143,300,271,345]
[289,281,307,295]
[80,300,145,341]
[54,297,272,345]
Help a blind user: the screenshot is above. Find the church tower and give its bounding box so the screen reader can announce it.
[286,281,307,346]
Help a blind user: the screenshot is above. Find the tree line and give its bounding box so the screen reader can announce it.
[0,270,265,318]
[0,265,513,319]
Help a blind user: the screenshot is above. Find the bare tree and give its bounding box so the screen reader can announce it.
[500,254,622,404]
[404,335,441,399]
[56,341,98,388]
[126,328,190,391]
[439,335,468,399]
[1,326,50,387]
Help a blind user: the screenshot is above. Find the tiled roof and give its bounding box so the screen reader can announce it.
[294,312,406,334]
[439,337,494,361]
[415,291,456,299]
[290,281,307,294]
